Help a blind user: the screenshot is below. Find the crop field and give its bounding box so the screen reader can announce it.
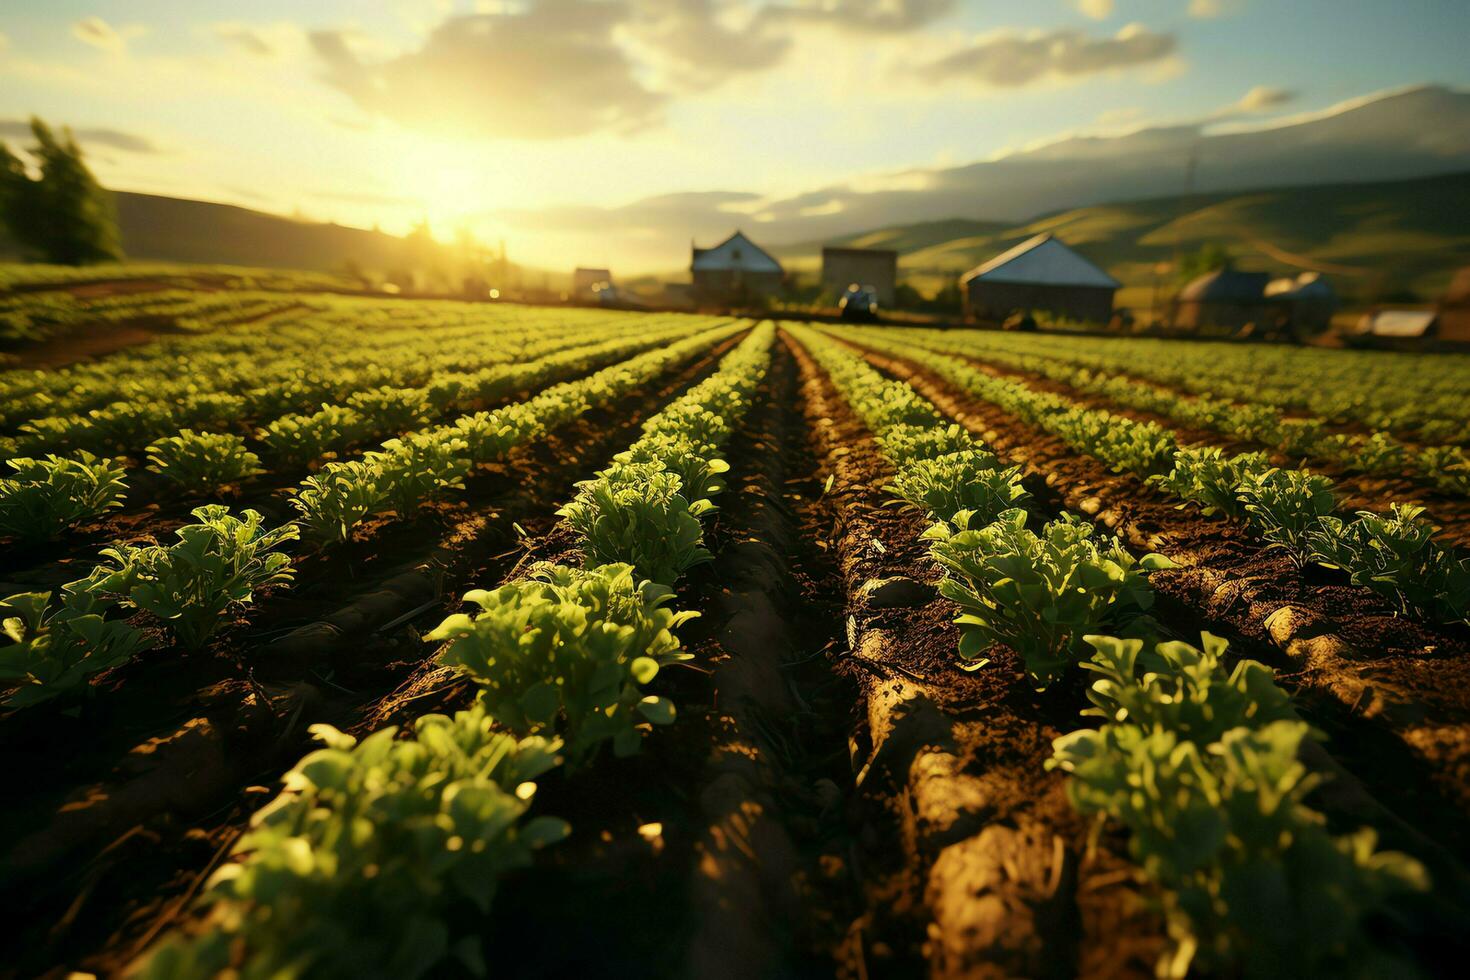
[3,281,1470,979]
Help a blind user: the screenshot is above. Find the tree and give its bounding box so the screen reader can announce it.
[0,117,123,265]
[1175,242,1231,284]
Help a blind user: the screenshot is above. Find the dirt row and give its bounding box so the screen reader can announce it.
[785,331,1171,979]
[934,344,1470,544]
[0,338,740,979]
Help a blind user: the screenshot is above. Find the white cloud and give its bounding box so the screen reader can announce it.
[1077,0,1115,19]
[918,24,1177,88]
[71,16,146,53]
[1189,0,1245,18]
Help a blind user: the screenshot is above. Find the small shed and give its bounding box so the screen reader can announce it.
[1265,271,1338,335]
[960,234,1119,325]
[1174,268,1273,333]
[691,231,783,306]
[572,267,613,301]
[822,246,898,306]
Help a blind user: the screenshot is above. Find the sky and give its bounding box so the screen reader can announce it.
[1,1,1468,272]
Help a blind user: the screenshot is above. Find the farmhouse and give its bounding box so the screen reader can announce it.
[961,234,1119,325]
[691,231,783,305]
[1174,268,1274,333]
[571,267,613,301]
[822,246,898,306]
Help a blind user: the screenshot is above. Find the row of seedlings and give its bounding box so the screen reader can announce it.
[129,323,776,977]
[788,324,1428,978]
[838,326,1470,628]
[0,325,745,711]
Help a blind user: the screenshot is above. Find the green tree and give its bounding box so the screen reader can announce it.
[0,117,123,265]
[1176,242,1231,284]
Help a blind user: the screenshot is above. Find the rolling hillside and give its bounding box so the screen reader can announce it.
[774,170,1470,309]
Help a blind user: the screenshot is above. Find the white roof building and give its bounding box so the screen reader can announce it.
[1354,310,1439,338]
[691,231,783,275]
[961,233,1120,289]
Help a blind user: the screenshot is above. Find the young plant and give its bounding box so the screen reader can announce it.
[1151,448,1268,519]
[257,404,364,468]
[558,462,713,587]
[429,562,696,765]
[925,508,1174,688]
[1236,468,1338,567]
[1052,634,1428,979]
[0,451,128,541]
[0,577,150,709]
[146,429,264,494]
[453,406,541,462]
[875,422,975,465]
[289,459,387,544]
[345,385,431,436]
[135,706,568,979]
[368,431,471,517]
[889,450,1029,527]
[1308,504,1470,624]
[97,505,298,651]
[614,434,730,501]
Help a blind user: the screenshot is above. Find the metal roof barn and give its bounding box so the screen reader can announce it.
[960,234,1119,325]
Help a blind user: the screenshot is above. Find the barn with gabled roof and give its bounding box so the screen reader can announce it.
[690,230,783,306]
[960,234,1120,325]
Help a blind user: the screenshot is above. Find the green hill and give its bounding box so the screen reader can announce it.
[773,171,1470,310]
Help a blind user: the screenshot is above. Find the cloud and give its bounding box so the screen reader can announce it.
[1189,0,1244,18]
[1232,84,1295,113]
[0,119,161,154]
[918,24,1177,88]
[1076,0,1114,19]
[214,23,277,58]
[71,16,146,53]
[764,0,956,33]
[627,0,790,91]
[311,1,667,139]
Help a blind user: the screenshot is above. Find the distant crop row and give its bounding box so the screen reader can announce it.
[789,324,1427,978]
[926,327,1470,445]
[0,322,745,708]
[913,329,1470,495]
[842,327,1470,627]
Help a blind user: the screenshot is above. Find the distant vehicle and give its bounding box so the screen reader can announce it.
[839,283,879,321]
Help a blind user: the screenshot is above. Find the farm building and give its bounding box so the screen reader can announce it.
[1351,310,1440,340]
[690,231,783,306]
[1174,268,1274,333]
[1264,271,1339,334]
[571,267,613,301]
[960,234,1119,325]
[822,246,898,306]
[1439,266,1470,342]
